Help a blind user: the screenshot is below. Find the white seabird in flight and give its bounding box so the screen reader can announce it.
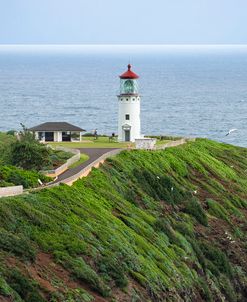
[225,129,237,136]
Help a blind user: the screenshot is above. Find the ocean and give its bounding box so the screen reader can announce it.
[0,45,246,147]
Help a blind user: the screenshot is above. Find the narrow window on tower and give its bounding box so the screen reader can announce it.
[125,114,130,120]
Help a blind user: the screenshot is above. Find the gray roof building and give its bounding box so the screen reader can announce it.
[29,122,85,132]
[29,122,85,142]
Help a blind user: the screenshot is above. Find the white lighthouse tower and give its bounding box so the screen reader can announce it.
[118,64,141,142]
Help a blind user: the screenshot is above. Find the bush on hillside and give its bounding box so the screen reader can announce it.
[5,269,45,302]
[0,165,51,188]
[0,132,17,165]
[46,150,72,169]
[10,124,51,170]
[207,199,230,222]
[184,198,208,226]
[200,241,232,277]
[6,130,16,136]
[0,229,36,261]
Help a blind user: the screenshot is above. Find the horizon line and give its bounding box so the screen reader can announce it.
[1,44,247,47]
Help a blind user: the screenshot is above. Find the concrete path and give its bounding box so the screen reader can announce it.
[53,148,119,184]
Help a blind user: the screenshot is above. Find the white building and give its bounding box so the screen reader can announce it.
[29,122,85,142]
[118,64,142,142]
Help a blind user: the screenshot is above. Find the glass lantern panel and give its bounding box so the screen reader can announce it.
[120,79,138,94]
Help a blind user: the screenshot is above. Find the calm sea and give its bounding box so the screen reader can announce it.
[0,45,246,146]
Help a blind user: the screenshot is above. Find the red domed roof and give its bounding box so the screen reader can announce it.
[119,64,139,79]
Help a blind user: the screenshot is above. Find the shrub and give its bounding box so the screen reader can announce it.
[0,180,14,187]
[187,238,206,270]
[47,150,73,169]
[49,288,93,302]
[5,269,45,302]
[0,165,51,188]
[6,130,16,136]
[62,256,111,297]
[174,221,194,238]
[0,228,36,261]
[154,217,181,246]
[11,124,50,170]
[0,133,16,165]
[207,199,230,222]
[219,275,237,302]
[198,278,213,302]
[200,242,232,277]
[98,254,128,288]
[0,276,11,296]
[133,169,185,204]
[184,198,208,226]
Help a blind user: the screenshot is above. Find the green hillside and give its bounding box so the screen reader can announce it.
[0,139,247,302]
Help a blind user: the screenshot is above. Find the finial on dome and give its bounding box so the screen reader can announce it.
[119,64,139,79]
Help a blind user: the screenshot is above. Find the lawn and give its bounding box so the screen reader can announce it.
[155,139,171,145]
[68,153,89,169]
[49,136,134,149]
[48,136,171,149]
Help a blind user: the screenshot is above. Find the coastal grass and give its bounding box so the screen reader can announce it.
[0,139,246,301]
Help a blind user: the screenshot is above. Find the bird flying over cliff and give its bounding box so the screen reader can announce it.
[226,129,237,136]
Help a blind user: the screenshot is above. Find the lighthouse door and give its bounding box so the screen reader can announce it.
[125,130,130,142]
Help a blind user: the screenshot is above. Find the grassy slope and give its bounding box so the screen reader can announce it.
[0,139,247,302]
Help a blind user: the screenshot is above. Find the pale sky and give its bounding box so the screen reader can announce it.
[0,0,247,44]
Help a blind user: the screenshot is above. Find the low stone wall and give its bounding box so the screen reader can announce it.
[135,138,157,150]
[0,185,23,198]
[42,147,81,178]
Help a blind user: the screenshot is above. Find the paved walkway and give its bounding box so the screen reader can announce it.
[53,148,119,183]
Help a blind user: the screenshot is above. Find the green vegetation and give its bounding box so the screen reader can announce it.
[49,135,171,149]
[0,165,51,188]
[0,129,72,188]
[45,149,73,170]
[68,154,89,169]
[155,139,173,145]
[185,197,208,226]
[0,139,246,301]
[0,132,16,165]
[49,136,134,149]
[10,124,50,170]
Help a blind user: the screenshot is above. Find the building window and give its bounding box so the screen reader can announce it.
[125,114,130,120]
[126,98,128,101]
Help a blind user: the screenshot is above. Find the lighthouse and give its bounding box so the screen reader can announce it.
[118,64,141,142]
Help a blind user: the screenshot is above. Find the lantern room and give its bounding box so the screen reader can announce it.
[119,64,139,95]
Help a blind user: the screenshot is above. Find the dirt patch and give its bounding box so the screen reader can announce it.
[0,295,12,302]
[5,252,108,302]
[111,278,149,302]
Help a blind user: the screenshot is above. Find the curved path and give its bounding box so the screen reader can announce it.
[53,148,119,184]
